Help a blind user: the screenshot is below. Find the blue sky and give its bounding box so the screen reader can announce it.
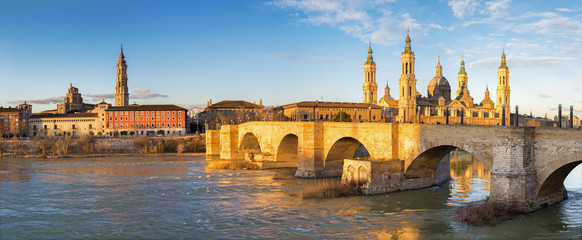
[1,0,580,116]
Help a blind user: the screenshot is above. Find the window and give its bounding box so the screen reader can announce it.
[141,124,144,127]
[146,117,149,121]
[157,111,159,115]
[173,117,175,120]
[157,116,159,120]
[89,124,92,129]
[131,112,133,115]
[131,117,133,120]
[146,111,149,115]
[141,111,144,115]
[179,111,182,115]
[146,123,149,127]
[115,112,117,115]
[172,111,176,115]
[162,117,165,120]
[172,123,175,127]
[151,111,154,115]
[156,123,159,127]
[141,117,144,120]
[162,123,165,127]
[167,111,170,114]
[178,116,181,120]
[115,117,117,121]
[125,117,128,120]
[109,117,112,121]
[178,123,181,127]
[120,112,123,115]
[125,123,128,128]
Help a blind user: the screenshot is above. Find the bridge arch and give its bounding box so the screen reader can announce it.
[405,138,491,180]
[239,132,261,153]
[324,137,371,176]
[275,134,299,166]
[536,152,582,202]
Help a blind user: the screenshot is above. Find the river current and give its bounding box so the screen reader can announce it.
[1,155,580,239]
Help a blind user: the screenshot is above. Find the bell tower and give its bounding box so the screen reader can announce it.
[496,48,511,125]
[456,54,468,96]
[363,41,378,104]
[398,29,417,123]
[115,45,129,107]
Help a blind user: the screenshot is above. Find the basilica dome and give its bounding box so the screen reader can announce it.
[427,76,451,100]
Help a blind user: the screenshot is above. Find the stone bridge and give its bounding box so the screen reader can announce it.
[206,122,582,211]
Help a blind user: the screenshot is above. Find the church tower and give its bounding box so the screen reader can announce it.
[496,48,511,125]
[363,41,378,104]
[398,29,418,123]
[456,54,469,96]
[115,45,129,107]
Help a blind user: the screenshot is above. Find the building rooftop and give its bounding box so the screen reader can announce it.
[280,101,382,109]
[0,107,21,113]
[206,100,262,110]
[31,113,98,119]
[106,104,187,111]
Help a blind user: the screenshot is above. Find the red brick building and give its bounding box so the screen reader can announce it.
[0,102,32,137]
[105,104,188,136]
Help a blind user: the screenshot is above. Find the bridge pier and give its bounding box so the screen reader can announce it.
[205,130,221,156]
[342,155,451,195]
[489,127,538,211]
[220,125,242,160]
[296,123,325,178]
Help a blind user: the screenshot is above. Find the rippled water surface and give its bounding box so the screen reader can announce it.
[1,155,581,239]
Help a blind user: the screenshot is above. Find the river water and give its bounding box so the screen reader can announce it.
[1,155,580,239]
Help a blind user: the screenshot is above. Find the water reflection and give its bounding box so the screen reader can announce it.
[0,156,580,239]
[449,150,490,205]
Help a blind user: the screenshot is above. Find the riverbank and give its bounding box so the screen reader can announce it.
[0,135,205,159]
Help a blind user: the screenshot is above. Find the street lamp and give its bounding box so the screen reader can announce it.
[558,104,562,128]
[570,105,574,128]
[502,104,506,126]
[515,105,519,126]
[461,106,465,125]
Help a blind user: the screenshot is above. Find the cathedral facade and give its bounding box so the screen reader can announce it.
[365,31,511,126]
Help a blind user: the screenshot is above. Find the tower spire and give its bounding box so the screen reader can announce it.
[500,47,507,69]
[404,28,412,53]
[366,41,374,64]
[436,56,443,77]
[118,44,126,65]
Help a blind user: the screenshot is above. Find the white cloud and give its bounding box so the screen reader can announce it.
[267,0,440,45]
[468,55,574,69]
[516,12,582,39]
[9,96,62,105]
[555,8,575,13]
[85,93,114,101]
[448,0,479,19]
[483,0,511,17]
[539,93,551,98]
[132,87,168,99]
